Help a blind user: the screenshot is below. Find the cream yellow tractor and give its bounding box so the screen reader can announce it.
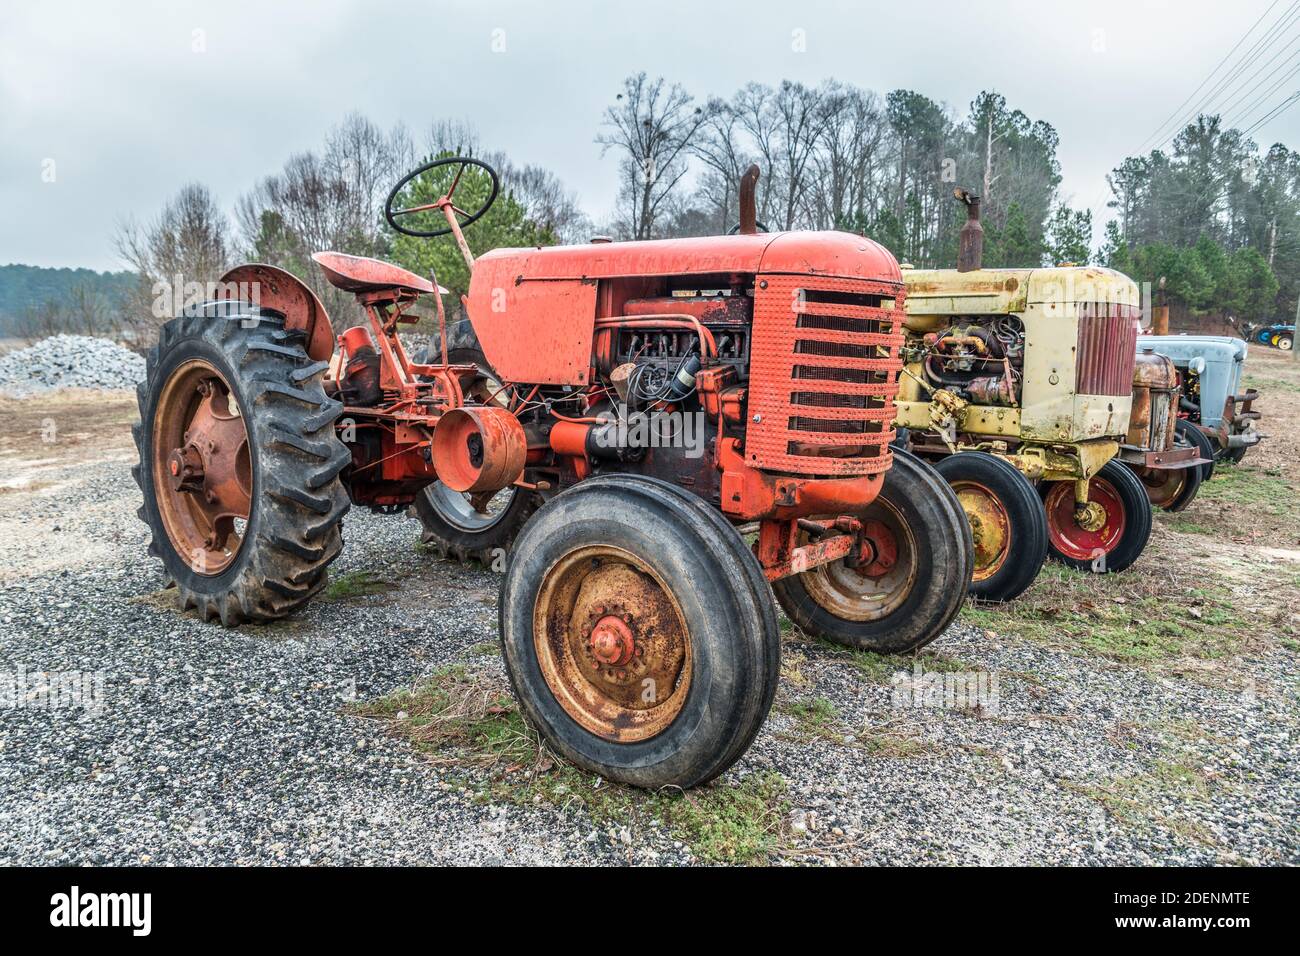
[893,190,1154,602]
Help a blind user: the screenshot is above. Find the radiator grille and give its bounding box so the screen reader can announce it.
[744,275,904,476]
[1076,302,1140,397]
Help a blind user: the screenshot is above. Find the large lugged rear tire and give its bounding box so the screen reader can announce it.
[934,451,1048,603]
[1041,460,1152,574]
[133,305,351,625]
[499,475,779,789]
[772,449,973,654]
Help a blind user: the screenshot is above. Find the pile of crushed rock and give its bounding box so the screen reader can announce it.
[0,335,146,396]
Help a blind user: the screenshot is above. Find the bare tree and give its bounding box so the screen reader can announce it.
[116,183,231,337]
[597,73,713,239]
[687,97,755,232]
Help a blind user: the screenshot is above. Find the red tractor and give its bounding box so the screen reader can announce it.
[133,160,972,788]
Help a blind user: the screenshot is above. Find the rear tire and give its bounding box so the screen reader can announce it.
[934,452,1048,603]
[1041,460,1152,574]
[499,474,779,789]
[133,305,350,625]
[772,449,973,653]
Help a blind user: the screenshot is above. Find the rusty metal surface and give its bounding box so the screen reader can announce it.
[532,545,691,743]
[1076,302,1140,397]
[430,406,526,493]
[218,263,334,362]
[743,273,904,476]
[954,188,984,273]
[949,480,1011,583]
[151,360,251,575]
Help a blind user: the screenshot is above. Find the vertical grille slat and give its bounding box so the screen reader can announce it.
[744,275,905,475]
[1077,302,1140,397]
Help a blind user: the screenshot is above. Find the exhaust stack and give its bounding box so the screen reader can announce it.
[737,164,760,235]
[954,188,983,272]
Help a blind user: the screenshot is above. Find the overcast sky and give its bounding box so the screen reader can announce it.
[2,0,1298,271]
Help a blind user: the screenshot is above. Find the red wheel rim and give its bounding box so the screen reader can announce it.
[1043,479,1125,561]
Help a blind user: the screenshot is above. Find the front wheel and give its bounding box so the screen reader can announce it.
[1177,418,1216,482]
[499,475,779,789]
[1041,461,1152,573]
[772,449,973,653]
[934,452,1048,603]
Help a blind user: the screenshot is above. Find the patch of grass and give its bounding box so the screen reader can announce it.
[958,563,1250,663]
[1159,516,1216,536]
[1062,720,1233,850]
[846,648,973,683]
[467,640,500,658]
[858,722,939,758]
[349,667,789,864]
[777,695,839,741]
[1196,463,1296,521]
[322,570,397,602]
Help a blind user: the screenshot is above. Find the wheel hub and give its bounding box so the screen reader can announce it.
[1073,500,1108,533]
[951,481,1012,581]
[152,361,252,575]
[589,614,636,667]
[534,547,692,742]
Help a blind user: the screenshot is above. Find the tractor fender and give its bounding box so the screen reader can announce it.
[217,263,335,362]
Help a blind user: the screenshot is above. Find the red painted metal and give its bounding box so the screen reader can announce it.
[743,273,905,476]
[312,251,442,296]
[217,263,334,362]
[468,230,899,386]
[589,615,636,666]
[430,406,527,492]
[1043,478,1126,559]
[1076,302,1140,397]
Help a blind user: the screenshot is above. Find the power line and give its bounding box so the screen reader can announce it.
[1227,60,1300,131]
[1133,0,1289,154]
[1147,0,1300,154]
[1212,26,1300,127]
[1241,88,1300,138]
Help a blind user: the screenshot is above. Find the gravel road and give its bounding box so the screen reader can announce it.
[0,391,1295,866]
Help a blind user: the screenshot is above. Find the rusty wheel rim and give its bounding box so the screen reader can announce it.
[533,545,692,742]
[950,480,1011,582]
[151,359,252,576]
[1140,467,1186,509]
[801,500,918,621]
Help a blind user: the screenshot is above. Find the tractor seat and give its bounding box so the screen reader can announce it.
[311,251,447,296]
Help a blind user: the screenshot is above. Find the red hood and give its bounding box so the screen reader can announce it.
[472,230,901,284]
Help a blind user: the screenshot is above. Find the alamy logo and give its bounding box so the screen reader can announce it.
[49,886,151,936]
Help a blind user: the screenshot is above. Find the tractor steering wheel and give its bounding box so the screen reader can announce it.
[385,156,500,238]
[727,221,770,235]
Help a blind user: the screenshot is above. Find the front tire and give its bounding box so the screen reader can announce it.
[1041,461,1152,573]
[499,475,779,789]
[772,449,973,653]
[1177,418,1217,482]
[133,306,350,625]
[934,452,1048,603]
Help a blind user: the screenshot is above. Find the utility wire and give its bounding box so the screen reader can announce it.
[1133,0,1290,154]
[1146,0,1300,154]
[1241,88,1300,137]
[1227,60,1300,131]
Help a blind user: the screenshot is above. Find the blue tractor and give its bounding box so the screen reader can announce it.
[1139,335,1262,474]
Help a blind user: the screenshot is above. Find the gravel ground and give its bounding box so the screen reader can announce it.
[0,392,1295,866]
